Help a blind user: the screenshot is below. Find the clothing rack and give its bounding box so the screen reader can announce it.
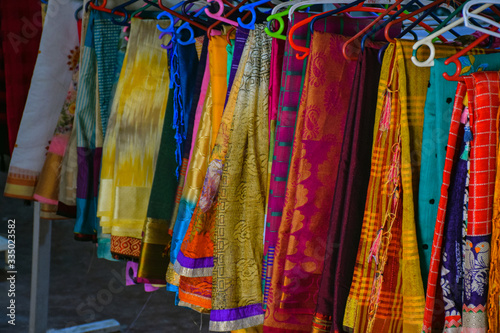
[29,202,120,333]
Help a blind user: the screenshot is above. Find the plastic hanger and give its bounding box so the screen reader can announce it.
[265,3,311,40]
[384,0,461,44]
[411,2,493,67]
[206,0,251,39]
[288,0,394,21]
[342,0,406,61]
[288,0,364,60]
[359,0,421,52]
[443,25,499,81]
[227,11,252,45]
[237,0,270,30]
[89,0,126,17]
[463,0,500,38]
[157,1,186,33]
[377,0,448,64]
[177,5,209,45]
[153,0,209,31]
[205,0,240,27]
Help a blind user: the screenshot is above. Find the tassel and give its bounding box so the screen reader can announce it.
[368,228,383,265]
[379,90,392,133]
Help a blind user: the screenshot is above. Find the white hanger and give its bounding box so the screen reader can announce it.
[271,0,306,15]
[463,0,500,38]
[411,2,493,67]
[287,0,398,21]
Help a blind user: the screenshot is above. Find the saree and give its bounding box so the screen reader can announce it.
[0,0,41,153]
[73,10,123,240]
[174,27,253,311]
[462,72,498,332]
[97,18,169,259]
[56,8,93,219]
[262,13,402,312]
[312,46,382,333]
[418,53,500,287]
[209,25,271,331]
[488,71,500,332]
[4,0,80,200]
[33,63,79,210]
[166,33,227,290]
[137,39,199,284]
[264,32,358,333]
[439,105,468,333]
[347,41,493,333]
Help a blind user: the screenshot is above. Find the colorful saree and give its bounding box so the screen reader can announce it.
[264,32,357,333]
[418,53,500,287]
[137,39,200,284]
[166,32,227,290]
[97,18,169,259]
[209,25,271,331]
[173,26,256,312]
[488,70,500,332]
[74,11,123,240]
[4,0,80,200]
[262,14,402,313]
[462,72,498,332]
[312,45,382,333]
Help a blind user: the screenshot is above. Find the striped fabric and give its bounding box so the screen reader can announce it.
[422,83,467,333]
[488,71,500,332]
[344,40,476,333]
[463,72,498,331]
[74,11,122,240]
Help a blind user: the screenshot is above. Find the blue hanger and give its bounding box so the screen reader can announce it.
[237,0,269,30]
[176,5,208,45]
[110,0,141,26]
[157,1,185,33]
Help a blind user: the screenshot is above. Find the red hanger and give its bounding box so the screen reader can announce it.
[89,0,126,16]
[342,0,404,61]
[384,0,448,43]
[288,3,406,60]
[443,26,499,81]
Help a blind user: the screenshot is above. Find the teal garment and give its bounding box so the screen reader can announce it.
[226,40,235,86]
[417,53,500,288]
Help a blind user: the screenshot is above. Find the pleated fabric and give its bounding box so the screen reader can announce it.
[97,18,169,259]
[312,46,382,333]
[417,53,500,288]
[138,38,200,284]
[462,72,498,332]
[209,25,271,331]
[73,10,123,241]
[166,32,227,292]
[264,32,357,333]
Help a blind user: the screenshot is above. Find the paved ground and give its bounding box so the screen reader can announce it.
[0,166,212,333]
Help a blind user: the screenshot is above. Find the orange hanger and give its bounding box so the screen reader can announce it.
[384,0,448,43]
[288,2,404,60]
[342,0,404,61]
[443,25,499,81]
[89,0,126,16]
